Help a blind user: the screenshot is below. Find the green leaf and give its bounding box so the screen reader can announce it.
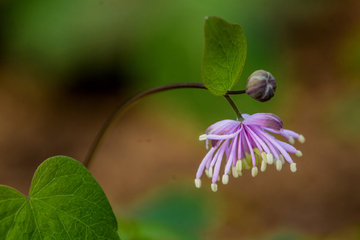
[201,16,247,96]
[0,156,120,240]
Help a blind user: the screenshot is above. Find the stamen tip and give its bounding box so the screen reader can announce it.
[267,153,274,165]
[208,167,213,178]
[251,166,258,177]
[222,174,229,185]
[288,136,295,145]
[199,134,208,141]
[211,183,218,192]
[261,152,267,163]
[290,163,297,172]
[279,154,285,164]
[295,150,303,157]
[205,169,210,178]
[232,166,239,178]
[261,160,267,172]
[195,179,201,188]
[276,160,282,171]
[236,160,242,172]
[298,135,305,143]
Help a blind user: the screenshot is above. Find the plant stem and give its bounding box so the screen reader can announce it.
[83,82,246,168]
[226,89,246,95]
[223,94,244,121]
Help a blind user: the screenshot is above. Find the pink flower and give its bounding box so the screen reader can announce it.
[195,113,305,192]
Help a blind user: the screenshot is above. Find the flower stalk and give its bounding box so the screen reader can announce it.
[223,94,244,121]
[83,82,247,168]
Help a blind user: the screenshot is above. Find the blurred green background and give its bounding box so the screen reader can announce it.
[1,0,360,239]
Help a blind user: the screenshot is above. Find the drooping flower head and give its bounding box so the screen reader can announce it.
[195,113,305,192]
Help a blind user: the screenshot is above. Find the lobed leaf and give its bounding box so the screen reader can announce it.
[0,156,120,240]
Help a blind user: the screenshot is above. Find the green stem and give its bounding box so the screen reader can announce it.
[226,89,246,95]
[223,94,244,121]
[83,82,246,168]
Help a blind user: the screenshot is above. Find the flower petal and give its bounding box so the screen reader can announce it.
[254,128,294,164]
[196,147,217,179]
[242,113,283,131]
[205,120,236,135]
[242,113,251,119]
[276,140,297,154]
[207,127,243,140]
[212,139,229,183]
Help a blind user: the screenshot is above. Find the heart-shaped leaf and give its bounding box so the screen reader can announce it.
[0,156,120,239]
[202,16,247,96]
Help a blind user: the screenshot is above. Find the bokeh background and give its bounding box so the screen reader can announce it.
[1,0,360,239]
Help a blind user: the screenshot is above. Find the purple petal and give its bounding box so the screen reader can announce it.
[207,121,240,148]
[196,147,216,179]
[251,127,280,159]
[247,126,271,153]
[207,127,243,140]
[225,135,239,174]
[245,126,266,153]
[276,140,297,154]
[282,129,300,138]
[242,113,283,131]
[242,113,251,119]
[264,128,300,139]
[212,139,229,183]
[255,128,294,163]
[237,130,245,159]
[210,141,224,168]
[205,120,237,135]
[213,121,240,135]
[243,130,256,166]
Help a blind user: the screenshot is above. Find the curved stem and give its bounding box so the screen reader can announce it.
[223,94,244,121]
[83,82,246,168]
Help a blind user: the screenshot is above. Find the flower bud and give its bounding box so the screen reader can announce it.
[245,70,276,102]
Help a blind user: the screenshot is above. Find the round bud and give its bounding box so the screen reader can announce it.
[245,70,276,102]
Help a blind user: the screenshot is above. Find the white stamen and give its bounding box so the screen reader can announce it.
[211,183,218,192]
[279,154,285,164]
[267,153,274,165]
[232,166,239,178]
[251,166,258,177]
[261,152,267,163]
[245,152,251,160]
[298,134,305,143]
[199,134,207,141]
[205,169,210,178]
[195,179,201,188]
[288,136,295,145]
[276,160,282,171]
[295,150,303,157]
[243,159,251,170]
[261,160,267,172]
[222,174,229,184]
[290,163,297,172]
[253,148,260,156]
[208,167,213,178]
[236,160,242,172]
